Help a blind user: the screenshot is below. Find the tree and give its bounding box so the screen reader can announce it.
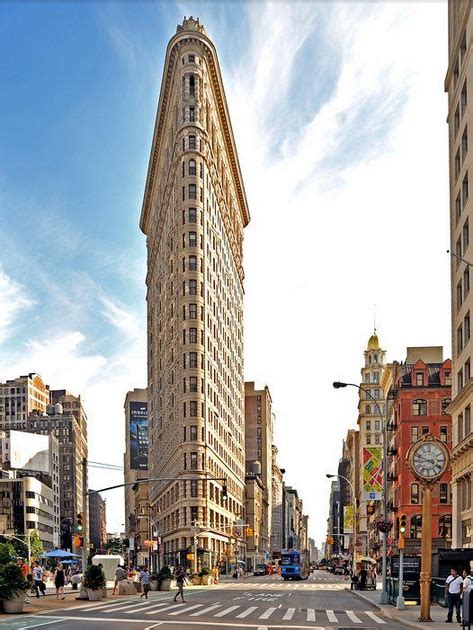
[104,537,128,556]
[0,542,15,565]
[29,531,43,560]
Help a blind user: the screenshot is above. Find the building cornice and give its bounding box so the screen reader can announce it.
[140,26,250,236]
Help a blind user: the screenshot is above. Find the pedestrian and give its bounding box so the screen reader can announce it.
[358,567,367,591]
[53,563,65,600]
[113,564,127,595]
[463,569,473,591]
[445,567,463,623]
[173,565,187,602]
[32,562,46,598]
[139,566,151,600]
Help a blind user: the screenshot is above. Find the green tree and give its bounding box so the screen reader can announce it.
[104,537,128,556]
[0,542,15,565]
[29,531,43,560]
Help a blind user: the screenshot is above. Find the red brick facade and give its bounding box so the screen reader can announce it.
[390,359,452,548]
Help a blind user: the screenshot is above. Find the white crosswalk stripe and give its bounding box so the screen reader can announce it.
[168,604,203,615]
[307,608,316,621]
[282,607,295,620]
[236,606,258,618]
[326,609,338,622]
[190,604,222,616]
[106,601,149,613]
[214,605,240,617]
[259,606,277,619]
[346,610,362,623]
[366,611,386,624]
[145,603,185,615]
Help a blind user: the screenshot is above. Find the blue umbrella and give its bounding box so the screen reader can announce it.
[42,549,80,558]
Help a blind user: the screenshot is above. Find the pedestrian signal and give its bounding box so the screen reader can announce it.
[399,513,407,534]
[244,527,253,537]
[326,535,334,545]
[366,504,375,516]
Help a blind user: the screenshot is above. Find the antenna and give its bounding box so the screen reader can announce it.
[373,304,376,334]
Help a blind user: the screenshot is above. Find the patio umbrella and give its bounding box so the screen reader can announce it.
[42,549,80,559]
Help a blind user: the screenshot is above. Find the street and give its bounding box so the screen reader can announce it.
[0,571,405,629]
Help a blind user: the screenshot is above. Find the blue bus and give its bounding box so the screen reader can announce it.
[281,549,309,580]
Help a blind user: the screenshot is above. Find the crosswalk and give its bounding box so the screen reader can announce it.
[67,597,386,625]
[218,581,346,590]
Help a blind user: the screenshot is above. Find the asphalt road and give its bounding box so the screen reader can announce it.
[0,570,406,629]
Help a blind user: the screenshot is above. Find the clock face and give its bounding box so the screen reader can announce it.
[412,442,447,479]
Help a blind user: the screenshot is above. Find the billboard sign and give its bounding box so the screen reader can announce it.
[343,505,354,534]
[363,447,383,500]
[130,402,148,470]
[9,431,50,473]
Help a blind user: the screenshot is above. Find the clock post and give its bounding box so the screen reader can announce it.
[406,433,450,623]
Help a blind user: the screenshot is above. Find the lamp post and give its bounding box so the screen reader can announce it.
[136,515,160,573]
[333,381,389,604]
[326,473,357,575]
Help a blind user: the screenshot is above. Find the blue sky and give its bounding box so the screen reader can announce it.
[1,2,450,544]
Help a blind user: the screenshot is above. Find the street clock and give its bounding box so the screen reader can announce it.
[406,433,449,483]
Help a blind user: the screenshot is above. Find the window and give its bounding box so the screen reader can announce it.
[189,401,197,417]
[191,480,198,497]
[410,514,422,538]
[466,358,471,382]
[189,352,198,368]
[188,328,197,344]
[458,368,464,391]
[366,434,372,445]
[189,255,197,271]
[416,372,424,386]
[412,399,427,416]
[455,105,461,135]
[188,232,197,247]
[440,425,448,442]
[439,515,452,539]
[191,506,198,524]
[188,208,197,223]
[189,107,195,122]
[366,420,371,431]
[190,426,197,441]
[189,279,197,295]
[441,399,451,416]
[457,193,462,224]
[189,75,195,97]
[190,452,198,470]
[466,405,471,435]
[375,434,380,445]
[440,483,449,504]
[459,412,464,442]
[422,426,429,435]
[365,405,371,415]
[411,483,420,504]
[458,324,464,354]
[189,135,196,150]
[445,370,452,386]
[463,126,468,161]
[189,377,197,392]
[465,269,470,297]
[464,219,470,251]
[189,304,197,319]
[456,149,461,179]
[189,159,196,175]
[463,172,469,207]
[458,279,463,308]
[188,54,195,63]
[375,419,380,431]
[462,79,468,116]
[364,373,370,384]
[189,184,197,199]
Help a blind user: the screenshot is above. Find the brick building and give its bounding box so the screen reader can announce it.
[388,347,452,552]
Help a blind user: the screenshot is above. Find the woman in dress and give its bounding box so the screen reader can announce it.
[54,563,65,600]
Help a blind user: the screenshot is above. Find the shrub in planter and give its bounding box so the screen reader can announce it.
[83,564,106,601]
[191,572,201,585]
[0,562,30,613]
[150,574,159,591]
[200,566,212,585]
[158,566,173,591]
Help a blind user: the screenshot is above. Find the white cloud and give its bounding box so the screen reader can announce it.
[100,295,142,339]
[0,268,34,343]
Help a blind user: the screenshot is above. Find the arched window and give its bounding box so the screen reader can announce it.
[410,514,422,538]
[189,75,195,97]
[189,159,196,176]
[442,398,451,415]
[374,354,378,364]
[365,405,371,415]
[411,483,419,504]
[366,434,372,445]
[439,515,452,539]
[413,399,427,416]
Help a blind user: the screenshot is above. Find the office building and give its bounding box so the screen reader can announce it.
[140,16,250,567]
[0,373,49,429]
[89,491,107,553]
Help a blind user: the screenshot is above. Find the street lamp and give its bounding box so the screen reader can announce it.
[326,473,357,575]
[333,380,389,604]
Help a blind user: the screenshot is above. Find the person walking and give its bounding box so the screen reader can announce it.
[139,567,151,600]
[53,563,65,600]
[113,564,127,595]
[445,567,463,623]
[173,565,187,602]
[32,562,46,598]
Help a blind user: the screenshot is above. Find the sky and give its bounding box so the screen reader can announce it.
[0,2,450,548]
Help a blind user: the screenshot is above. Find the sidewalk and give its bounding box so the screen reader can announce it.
[349,587,450,628]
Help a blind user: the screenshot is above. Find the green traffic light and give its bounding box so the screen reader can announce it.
[399,526,406,534]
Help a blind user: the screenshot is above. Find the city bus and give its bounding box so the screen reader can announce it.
[280,549,309,580]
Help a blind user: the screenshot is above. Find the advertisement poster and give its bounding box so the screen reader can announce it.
[9,430,50,473]
[343,505,354,534]
[363,447,383,500]
[130,401,148,470]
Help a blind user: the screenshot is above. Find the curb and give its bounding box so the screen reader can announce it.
[346,587,420,628]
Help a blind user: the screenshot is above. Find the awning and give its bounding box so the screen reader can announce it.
[357,556,377,564]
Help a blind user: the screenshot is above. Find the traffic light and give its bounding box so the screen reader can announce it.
[366,504,375,516]
[326,535,334,545]
[399,513,407,535]
[73,535,83,548]
[76,513,83,533]
[244,527,253,537]
[222,483,228,501]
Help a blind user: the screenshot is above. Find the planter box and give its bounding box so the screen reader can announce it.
[159,579,172,591]
[201,575,213,585]
[150,580,159,591]
[3,592,26,614]
[191,577,201,585]
[87,589,103,601]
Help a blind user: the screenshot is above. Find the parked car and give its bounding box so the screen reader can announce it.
[253,564,267,576]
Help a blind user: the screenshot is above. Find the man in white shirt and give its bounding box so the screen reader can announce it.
[32,562,45,598]
[445,568,462,623]
[463,569,472,591]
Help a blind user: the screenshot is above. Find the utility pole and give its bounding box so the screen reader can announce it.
[81,457,88,570]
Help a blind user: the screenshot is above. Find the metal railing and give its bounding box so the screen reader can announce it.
[387,576,447,607]
[431,577,447,607]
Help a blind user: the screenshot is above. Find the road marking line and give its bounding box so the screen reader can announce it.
[144,624,164,629]
[190,604,222,616]
[307,608,316,621]
[346,610,362,623]
[366,611,386,624]
[63,599,134,611]
[6,620,64,630]
[145,603,185,615]
[236,606,258,618]
[214,605,240,617]
[106,601,150,613]
[283,608,295,620]
[259,607,277,619]
[326,609,338,622]
[168,604,203,615]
